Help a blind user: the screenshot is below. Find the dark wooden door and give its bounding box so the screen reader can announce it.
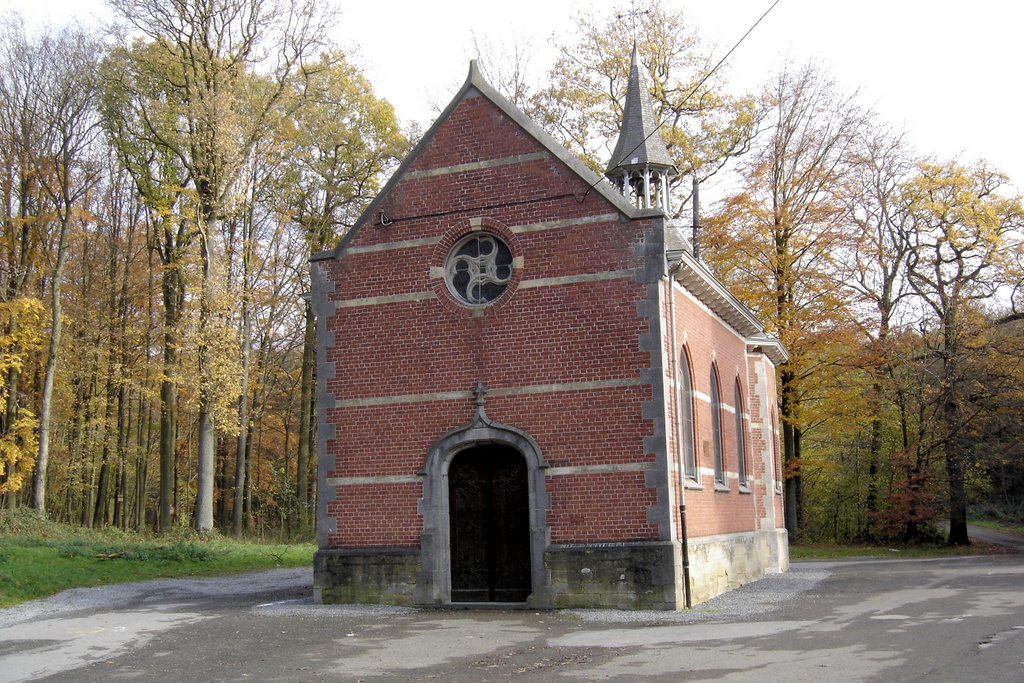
[448,445,531,602]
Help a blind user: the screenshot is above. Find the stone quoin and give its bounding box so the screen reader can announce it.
[310,48,788,609]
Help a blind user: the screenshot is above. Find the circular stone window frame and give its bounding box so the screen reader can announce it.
[430,218,522,314]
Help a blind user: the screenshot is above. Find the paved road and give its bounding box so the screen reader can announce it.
[1,551,1022,682]
[966,523,1024,552]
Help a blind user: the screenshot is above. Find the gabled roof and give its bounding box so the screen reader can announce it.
[312,61,662,262]
[606,45,676,173]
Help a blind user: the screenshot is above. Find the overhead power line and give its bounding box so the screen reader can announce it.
[585,0,783,199]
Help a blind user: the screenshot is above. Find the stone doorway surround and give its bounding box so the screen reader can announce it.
[414,386,554,607]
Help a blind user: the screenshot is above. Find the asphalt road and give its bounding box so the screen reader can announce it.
[1,543,1022,682]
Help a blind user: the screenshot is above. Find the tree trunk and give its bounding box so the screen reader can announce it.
[193,222,215,532]
[218,438,230,528]
[943,347,970,546]
[296,302,314,529]
[159,290,179,531]
[136,390,150,530]
[94,343,118,526]
[32,209,73,516]
[781,367,800,538]
[113,383,129,529]
[864,381,883,538]
[233,256,252,537]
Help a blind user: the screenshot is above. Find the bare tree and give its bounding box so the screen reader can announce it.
[845,125,916,535]
[531,0,758,208]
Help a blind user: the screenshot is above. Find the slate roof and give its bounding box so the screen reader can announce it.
[606,45,676,173]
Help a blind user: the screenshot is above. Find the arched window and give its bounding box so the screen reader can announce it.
[710,365,725,486]
[734,380,748,488]
[678,349,697,480]
[771,407,782,493]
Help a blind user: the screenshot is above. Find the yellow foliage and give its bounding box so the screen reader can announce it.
[0,297,46,494]
[0,409,38,494]
[0,297,47,382]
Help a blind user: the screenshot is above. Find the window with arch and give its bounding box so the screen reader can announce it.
[771,407,782,494]
[734,380,748,489]
[710,365,725,487]
[678,348,697,481]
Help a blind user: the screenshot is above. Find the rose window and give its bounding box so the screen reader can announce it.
[445,233,513,305]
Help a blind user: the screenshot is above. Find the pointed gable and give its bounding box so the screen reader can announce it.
[314,61,653,263]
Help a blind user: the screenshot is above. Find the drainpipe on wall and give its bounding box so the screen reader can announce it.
[667,256,692,609]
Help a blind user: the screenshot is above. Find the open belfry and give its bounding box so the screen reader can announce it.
[310,45,788,609]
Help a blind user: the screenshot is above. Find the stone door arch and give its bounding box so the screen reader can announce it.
[415,407,552,607]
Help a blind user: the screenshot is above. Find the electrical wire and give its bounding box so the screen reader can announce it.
[374,191,579,226]
[587,0,783,199]
[377,1,783,225]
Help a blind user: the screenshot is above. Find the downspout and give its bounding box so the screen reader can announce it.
[749,392,759,533]
[667,256,692,609]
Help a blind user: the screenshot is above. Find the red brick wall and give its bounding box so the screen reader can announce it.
[663,283,785,539]
[319,91,660,548]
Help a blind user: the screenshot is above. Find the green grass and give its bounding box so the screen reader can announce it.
[790,542,1002,561]
[0,509,314,608]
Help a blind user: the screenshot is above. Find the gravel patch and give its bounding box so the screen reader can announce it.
[564,564,832,624]
[253,599,418,618]
[0,567,312,629]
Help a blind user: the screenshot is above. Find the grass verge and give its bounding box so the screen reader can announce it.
[790,542,1005,561]
[0,509,314,608]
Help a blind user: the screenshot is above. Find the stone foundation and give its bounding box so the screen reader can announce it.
[686,529,789,605]
[314,532,787,609]
[313,548,419,606]
[545,541,681,610]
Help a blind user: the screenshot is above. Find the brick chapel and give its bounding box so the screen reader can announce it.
[310,48,789,609]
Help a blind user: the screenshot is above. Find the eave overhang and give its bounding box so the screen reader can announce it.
[667,247,789,365]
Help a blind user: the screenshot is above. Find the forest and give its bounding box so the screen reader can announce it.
[1,0,1022,544]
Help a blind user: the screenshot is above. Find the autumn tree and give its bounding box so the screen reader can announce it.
[704,62,866,537]
[527,0,757,206]
[0,16,46,508]
[0,296,42,503]
[843,125,920,538]
[899,160,1024,545]
[105,0,333,531]
[276,51,405,530]
[28,26,104,516]
[100,38,192,531]
[967,318,1024,520]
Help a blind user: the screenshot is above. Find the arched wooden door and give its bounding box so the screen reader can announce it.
[448,445,531,602]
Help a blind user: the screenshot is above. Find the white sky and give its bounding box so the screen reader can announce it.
[7,0,1023,197]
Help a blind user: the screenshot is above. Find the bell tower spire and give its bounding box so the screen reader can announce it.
[605,44,676,213]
